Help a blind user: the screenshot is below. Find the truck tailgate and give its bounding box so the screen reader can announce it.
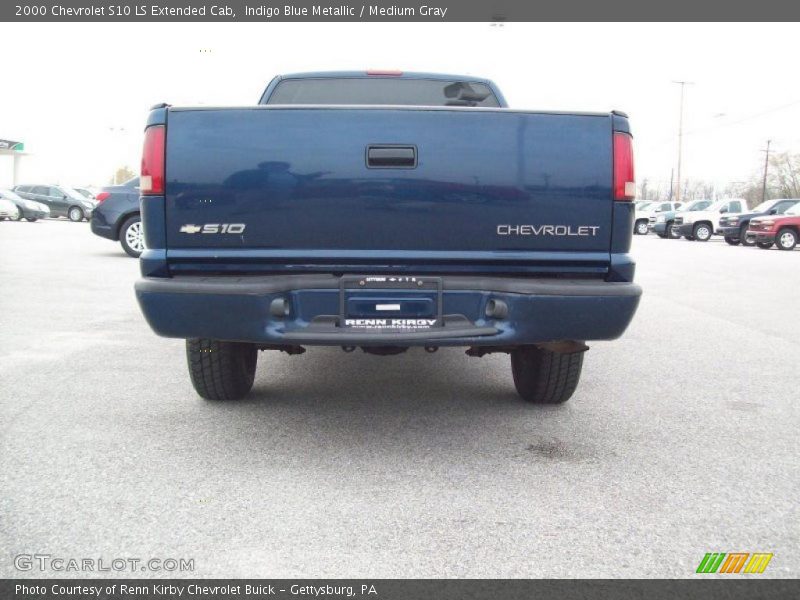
[163,106,615,274]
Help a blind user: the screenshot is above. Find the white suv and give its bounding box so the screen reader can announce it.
[671,198,748,241]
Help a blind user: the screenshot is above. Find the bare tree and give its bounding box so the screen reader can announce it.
[769,152,800,199]
[110,166,136,185]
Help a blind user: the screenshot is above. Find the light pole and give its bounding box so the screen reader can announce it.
[761,140,772,203]
[673,81,694,204]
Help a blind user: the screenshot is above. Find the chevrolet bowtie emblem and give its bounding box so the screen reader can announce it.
[179,224,202,234]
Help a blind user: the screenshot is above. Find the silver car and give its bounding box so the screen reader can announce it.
[13,184,96,221]
[0,198,20,220]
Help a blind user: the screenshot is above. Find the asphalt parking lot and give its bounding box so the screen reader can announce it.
[1,219,798,578]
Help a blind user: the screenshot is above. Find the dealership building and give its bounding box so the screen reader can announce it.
[0,139,27,187]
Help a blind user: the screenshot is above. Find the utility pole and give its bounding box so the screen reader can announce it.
[673,81,694,204]
[761,139,772,203]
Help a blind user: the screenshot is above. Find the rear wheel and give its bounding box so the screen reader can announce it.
[510,346,584,404]
[186,339,258,401]
[635,220,649,235]
[119,215,144,258]
[740,224,755,247]
[776,228,797,251]
[724,236,740,246]
[25,217,38,222]
[68,206,84,222]
[757,242,773,250]
[693,222,712,242]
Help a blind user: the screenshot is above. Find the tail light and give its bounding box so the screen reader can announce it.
[95,192,110,203]
[613,132,635,201]
[140,125,165,195]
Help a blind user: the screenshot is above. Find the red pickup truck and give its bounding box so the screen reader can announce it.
[746,202,800,250]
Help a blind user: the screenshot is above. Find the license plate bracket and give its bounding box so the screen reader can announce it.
[339,275,443,330]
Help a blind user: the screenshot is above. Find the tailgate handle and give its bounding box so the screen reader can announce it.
[366,145,417,168]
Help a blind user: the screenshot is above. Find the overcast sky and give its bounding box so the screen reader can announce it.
[1,22,798,192]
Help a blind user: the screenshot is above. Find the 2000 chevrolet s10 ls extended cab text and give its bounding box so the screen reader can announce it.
[134,72,642,403]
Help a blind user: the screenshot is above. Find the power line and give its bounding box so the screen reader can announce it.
[642,97,800,149]
[685,99,800,136]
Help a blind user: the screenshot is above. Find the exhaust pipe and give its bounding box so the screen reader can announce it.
[485,298,508,319]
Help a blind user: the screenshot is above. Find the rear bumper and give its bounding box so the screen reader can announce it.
[90,209,118,240]
[135,274,642,347]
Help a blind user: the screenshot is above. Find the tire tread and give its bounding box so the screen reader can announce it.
[186,339,257,401]
[511,346,584,404]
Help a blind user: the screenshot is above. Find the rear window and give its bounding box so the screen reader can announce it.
[266,78,500,107]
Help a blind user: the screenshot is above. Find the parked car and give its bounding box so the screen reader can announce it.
[74,187,96,200]
[649,199,711,238]
[716,198,799,246]
[90,177,143,257]
[633,202,654,234]
[746,202,800,250]
[634,201,681,235]
[13,184,96,221]
[0,188,50,221]
[0,198,20,220]
[671,198,748,241]
[134,71,642,403]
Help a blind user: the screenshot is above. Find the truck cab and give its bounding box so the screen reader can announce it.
[649,199,711,238]
[672,198,747,242]
[717,198,799,246]
[747,201,800,250]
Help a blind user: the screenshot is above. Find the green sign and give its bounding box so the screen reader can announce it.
[0,139,23,151]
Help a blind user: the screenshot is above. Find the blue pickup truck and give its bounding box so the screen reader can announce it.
[134,71,641,404]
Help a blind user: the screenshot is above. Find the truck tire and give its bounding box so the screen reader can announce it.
[666,221,680,239]
[776,228,797,251]
[635,220,649,235]
[740,224,755,246]
[692,222,712,242]
[724,236,740,246]
[119,215,144,258]
[186,339,258,401]
[756,242,773,250]
[510,346,584,404]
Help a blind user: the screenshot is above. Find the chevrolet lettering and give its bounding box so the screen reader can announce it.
[497,224,601,236]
